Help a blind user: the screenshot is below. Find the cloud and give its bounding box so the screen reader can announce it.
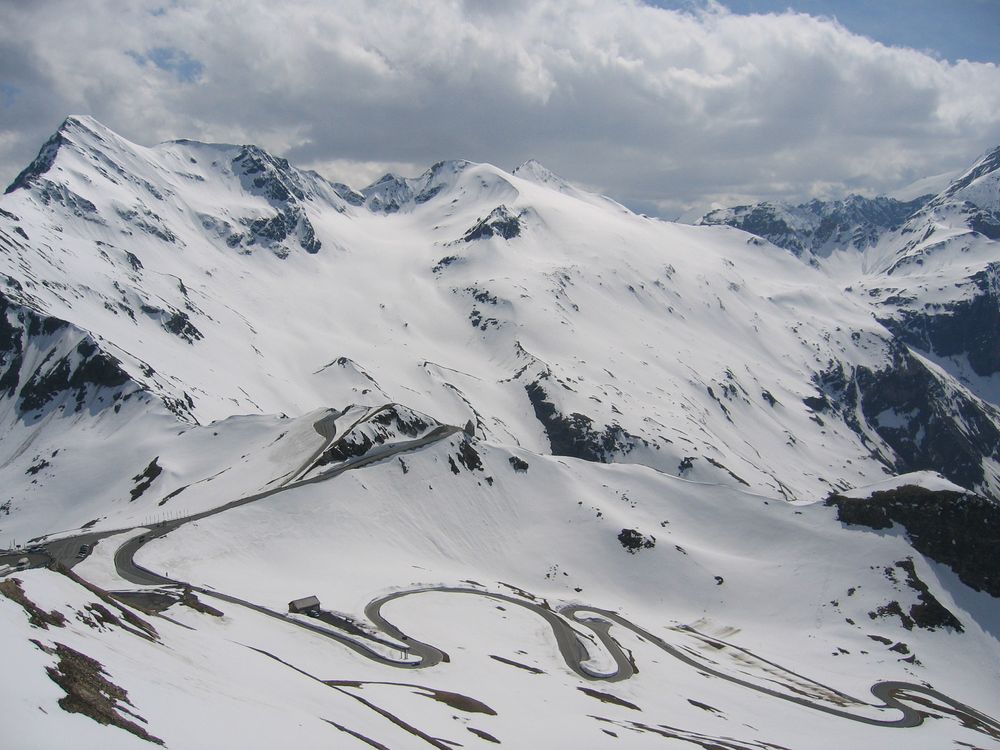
[1,0,999,217]
[127,47,205,83]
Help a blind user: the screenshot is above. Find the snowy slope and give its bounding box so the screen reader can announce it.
[697,146,1000,498]
[3,435,999,749]
[2,116,999,519]
[1,119,999,749]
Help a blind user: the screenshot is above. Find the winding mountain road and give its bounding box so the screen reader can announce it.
[358,588,1000,737]
[32,404,457,574]
[22,402,1000,743]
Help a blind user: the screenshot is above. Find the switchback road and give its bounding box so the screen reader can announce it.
[17,402,1000,743]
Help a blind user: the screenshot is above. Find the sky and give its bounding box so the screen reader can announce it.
[1,0,999,218]
[652,1,1000,65]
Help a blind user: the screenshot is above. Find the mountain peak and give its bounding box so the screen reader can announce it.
[513,158,566,187]
[360,160,481,213]
[427,159,473,176]
[4,115,123,195]
[59,114,111,136]
[939,144,1000,203]
[370,172,404,187]
[696,193,931,257]
[5,139,64,196]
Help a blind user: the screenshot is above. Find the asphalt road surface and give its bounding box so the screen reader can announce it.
[10,402,1000,742]
[9,403,457,578]
[360,588,1000,737]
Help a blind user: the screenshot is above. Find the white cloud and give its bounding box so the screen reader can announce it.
[2,0,999,216]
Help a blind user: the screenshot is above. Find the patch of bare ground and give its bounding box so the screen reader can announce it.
[32,639,163,745]
[54,564,159,641]
[323,718,391,749]
[0,577,66,628]
[108,590,178,615]
[467,726,501,743]
[590,715,792,750]
[489,654,544,674]
[328,680,496,715]
[577,687,641,711]
[179,586,223,616]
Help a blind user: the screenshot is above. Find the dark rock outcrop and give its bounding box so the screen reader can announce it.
[4,128,68,194]
[881,263,1000,377]
[1,292,139,420]
[810,345,1000,499]
[618,528,655,554]
[526,380,637,462]
[853,346,1000,494]
[228,145,322,255]
[698,194,930,256]
[463,206,522,242]
[827,485,1000,597]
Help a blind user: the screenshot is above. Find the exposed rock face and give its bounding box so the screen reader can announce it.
[525,380,637,462]
[969,208,1000,239]
[361,174,410,214]
[317,405,435,466]
[18,338,131,417]
[40,640,164,745]
[697,194,930,256]
[853,347,1000,494]
[232,145,308,204]
[808,345,1000,498]
[617,528,655,553]
[4,128,68,194]
[881,264,1000,377]
[1,292,134,419]
[827,485,1000,598]
[699,147,1000,502]
[228,145,322,255]
[463,206,523,242]
[361,160,472,214]
[865,557,963,632]
[236,207,321,256]
[936,145,1000,204]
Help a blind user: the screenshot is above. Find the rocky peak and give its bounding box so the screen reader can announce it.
[940,145,1000,203]
[697,194,931,257]
[4,115,148,202]
[231,145,308,204]
[325,180,365,206]
[361,173,411,213]
[512,159,571,191]
[361,160,474,213]
[892,145,1000,250]
[0,116,110,194]
[461,205,524,242]
[4,130,67,195]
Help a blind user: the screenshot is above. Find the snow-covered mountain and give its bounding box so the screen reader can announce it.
[698,147,1000,486]
[697,193,933,257]
[1,118,998,749]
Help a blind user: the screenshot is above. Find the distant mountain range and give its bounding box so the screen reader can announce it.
[697,193,933,257]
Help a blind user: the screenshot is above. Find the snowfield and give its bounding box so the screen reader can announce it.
[0,118,998,748]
